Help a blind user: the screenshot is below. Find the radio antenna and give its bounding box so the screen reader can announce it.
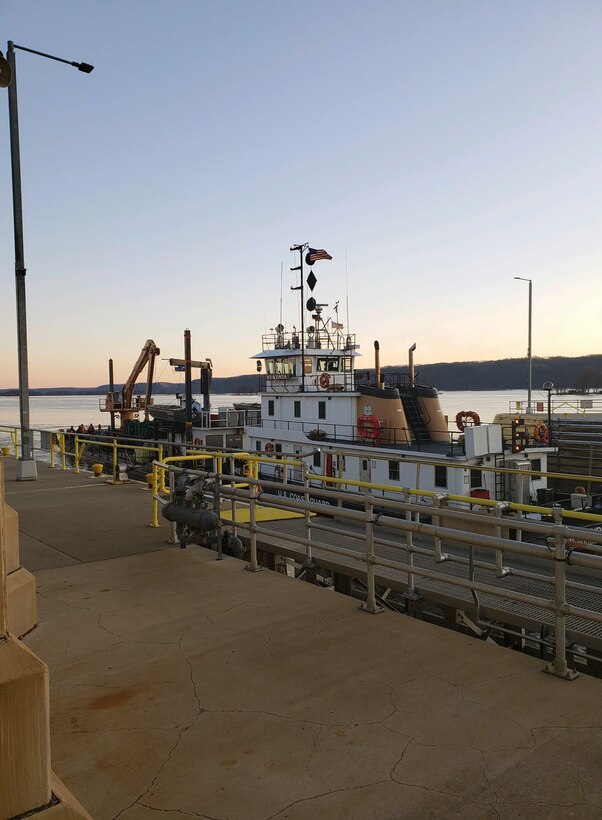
[279,261,283,326]
[345,248,350,329]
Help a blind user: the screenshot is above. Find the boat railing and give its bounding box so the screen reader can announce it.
[263,373,356,393]
[151,455,602,679]
[261,330,357,352]
[259,418,465,451]
[510,397,602,416]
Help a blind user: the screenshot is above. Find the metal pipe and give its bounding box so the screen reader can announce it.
[409,343,416,387]
[544,509,578,679]
[7,42,36,480]
[374,340,380,389]
[184,329,193,444]
[246,482,260,572]
[109,358,116,434]
[361,495,382,613]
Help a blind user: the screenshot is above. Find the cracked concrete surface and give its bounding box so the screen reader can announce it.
[22,546,602,820]
[7,462,601,819]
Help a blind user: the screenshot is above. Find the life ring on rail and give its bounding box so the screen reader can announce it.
[533,423,548,444]
[319,373,330,389]
[455,410,481,432]
[265,442,274,452]
[193,437,202,446]
[357,415,381,440]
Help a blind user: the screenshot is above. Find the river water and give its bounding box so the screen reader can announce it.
[0,390,533,445]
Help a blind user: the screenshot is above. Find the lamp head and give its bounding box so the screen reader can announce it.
[0,51,12,88]
[543,381,554,391]
[77,62,94,73]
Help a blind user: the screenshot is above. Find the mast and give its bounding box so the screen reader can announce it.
[290,242,308,392]
[184,328,192,444]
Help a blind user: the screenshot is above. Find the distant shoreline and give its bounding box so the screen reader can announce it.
[1,353,601,395]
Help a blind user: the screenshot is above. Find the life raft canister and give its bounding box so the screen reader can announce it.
[533,422,548,444]
[357,415,381,440]
[319,373,330,389]
[455,410,481,432]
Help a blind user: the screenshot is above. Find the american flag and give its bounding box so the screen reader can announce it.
[307,247,333,263]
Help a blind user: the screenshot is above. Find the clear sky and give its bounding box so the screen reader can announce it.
[0,0,601,388]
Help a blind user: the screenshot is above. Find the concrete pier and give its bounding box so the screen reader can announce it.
[5,461,602,818]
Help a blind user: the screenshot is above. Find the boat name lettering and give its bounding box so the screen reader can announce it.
[277,489,332,506]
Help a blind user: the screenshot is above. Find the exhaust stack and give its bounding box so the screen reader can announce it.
[374,340,381,389]
[409,343,417,386]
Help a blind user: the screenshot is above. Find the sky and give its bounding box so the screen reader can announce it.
[0,0,601,388]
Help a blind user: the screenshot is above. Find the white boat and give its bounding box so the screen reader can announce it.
[243,278,552,506]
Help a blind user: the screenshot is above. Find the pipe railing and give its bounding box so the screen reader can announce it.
[152,459,602,680]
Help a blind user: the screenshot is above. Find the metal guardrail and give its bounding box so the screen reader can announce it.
[152,457,602,681]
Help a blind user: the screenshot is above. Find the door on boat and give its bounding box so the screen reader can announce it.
[359,457,372,484]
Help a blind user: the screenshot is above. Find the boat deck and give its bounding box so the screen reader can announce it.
[5,460,602,819]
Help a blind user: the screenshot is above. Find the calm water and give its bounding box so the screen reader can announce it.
[0,389,532,435]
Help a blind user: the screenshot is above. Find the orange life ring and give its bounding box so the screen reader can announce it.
[319,373,330,389]
[265,442,274,452]
[193,437,202,445]
[455,410,481,432]
[357,415,381,440]
[533,422,548,444]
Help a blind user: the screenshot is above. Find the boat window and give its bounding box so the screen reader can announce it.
[434,465,447,488]
[313,451,321,468]
[342,356,352,372]
[389,461,400,481]
[266,356,296,377]
[255,441,261,451]
[268,400,274,416]
[531,458,541,473]
[294,400,301,418]
[317,357,340,373]
[470,469,482,489]
[318,401,326,420]
[303,356,313,375]
[275,443,282,453]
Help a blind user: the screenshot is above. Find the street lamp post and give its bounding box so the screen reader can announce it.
[0,42,93,480]
[543,380,554,445]
[514,276,533,414]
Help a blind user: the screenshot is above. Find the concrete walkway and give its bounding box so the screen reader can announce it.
[7,461,602,818]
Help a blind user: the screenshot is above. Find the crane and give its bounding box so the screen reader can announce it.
[101,339,160,429]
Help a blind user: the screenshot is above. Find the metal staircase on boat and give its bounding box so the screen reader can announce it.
[400,393,431,443]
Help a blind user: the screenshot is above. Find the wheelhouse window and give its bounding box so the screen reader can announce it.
[342,356,352,372]
[318,401,326,420]
[389,461,400,481]
[266,356,296,378]
[434,465,447,488]
[303,356,313,375]
[470,469,482,489]
[268,400,274,416]
[294,401,301,418]
[317,357,340,373]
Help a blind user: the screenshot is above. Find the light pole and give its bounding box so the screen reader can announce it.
[543,380,554,445]
[0,42,93,480]
[514,276,533,414]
